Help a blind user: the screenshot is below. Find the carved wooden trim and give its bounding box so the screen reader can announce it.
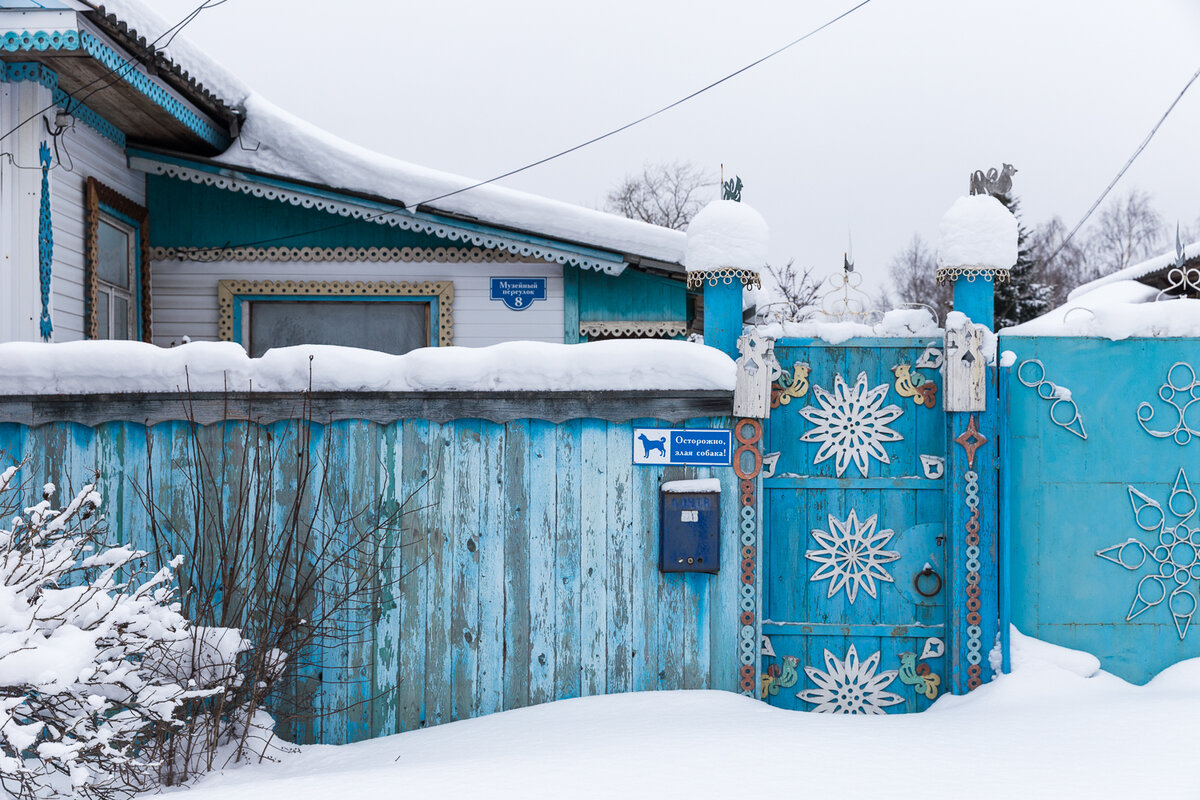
[217,279,455,347]
[580,320,686,338]
[84,177,152,342]
[152,245,550,264]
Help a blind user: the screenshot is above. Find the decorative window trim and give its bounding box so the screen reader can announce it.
[139,160,627,276]
[0,61,125,147]
[934,266,1011,286]
[38,141,53,341]
[85,177,151,342]
[152,245,545,264]
[0,29,228,148]
[217,279,454,348]
[686,268,762,290]
[580,321,686,338]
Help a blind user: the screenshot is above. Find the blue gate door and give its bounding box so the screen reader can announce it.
[759,338,949,713]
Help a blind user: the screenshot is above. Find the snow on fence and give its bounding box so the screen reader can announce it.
[0,399,740,744]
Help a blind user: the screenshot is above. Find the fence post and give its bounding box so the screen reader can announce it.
[937,193,1014,694]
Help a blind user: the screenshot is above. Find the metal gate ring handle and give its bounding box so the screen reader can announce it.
[913,567,942,598]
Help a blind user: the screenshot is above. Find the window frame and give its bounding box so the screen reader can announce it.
[216,279,455,352]
[85,177,151,342]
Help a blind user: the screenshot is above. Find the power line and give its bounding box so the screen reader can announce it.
[0,0,229,146]
[186,0,875,253]
[1045,61,1200,266]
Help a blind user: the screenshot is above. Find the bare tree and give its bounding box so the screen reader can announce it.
[759,260,821,322]
[605,161,714,230]
[1028,216,1089,305]
[880,234,952,322]
[1085,188,1164,276]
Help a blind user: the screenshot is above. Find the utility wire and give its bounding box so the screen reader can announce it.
[0,0,228,146]
[187,0,874,253]
[1045,61,1200,266]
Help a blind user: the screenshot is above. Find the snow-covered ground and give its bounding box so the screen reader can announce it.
[170,630,1200,800]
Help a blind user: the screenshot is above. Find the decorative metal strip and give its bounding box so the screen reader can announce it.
[954,414,988,690]
[1015,359,1087,439]
[151,245,543,264]
[934,266,1012,286]
[0,61,125,147]
[38,141,53,341]
[579,321,686,338]
[144,162,625,276]
[732,418,762,697]
[217,279,455,347]
[685,268,761,290]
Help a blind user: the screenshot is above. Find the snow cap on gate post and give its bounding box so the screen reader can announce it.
[685,175,766,360]
[935,181,1018,331]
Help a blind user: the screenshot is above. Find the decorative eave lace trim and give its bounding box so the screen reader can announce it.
[580,321,687,338]
[152,245,547,264]
[142,161,627,276]
[934,266,1012,286]
[0,30,228,148]
[1,61,124,147]
[685,268,762,290]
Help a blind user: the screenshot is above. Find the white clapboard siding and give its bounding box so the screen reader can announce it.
[149,259,565,348]
[48,118,146,342]
[0,81,49,343]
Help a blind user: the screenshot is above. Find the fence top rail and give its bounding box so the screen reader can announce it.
[0,390,734,427]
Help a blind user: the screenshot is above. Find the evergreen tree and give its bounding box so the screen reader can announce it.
[992,194,1053,329]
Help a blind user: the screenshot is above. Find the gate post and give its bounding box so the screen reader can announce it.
[937,192,1015,694]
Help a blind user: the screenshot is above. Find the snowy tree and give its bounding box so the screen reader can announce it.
[605,161,714,230]
[0,468,202,800]
[1086,188,1163,277]
[992,194,1053,329]
[757,260,822,322]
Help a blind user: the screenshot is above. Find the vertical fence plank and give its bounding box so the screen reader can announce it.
[631,419,661,692]
[579,419,608,696]
[424,421,456,728]
[397,419,431,730]
[553,420,582,700]
[372,422,403,738]
[605,422,633,693]
[451,420,482,721]
[527,420,558,705]
[476,421,506,715]
[502,420,531,711]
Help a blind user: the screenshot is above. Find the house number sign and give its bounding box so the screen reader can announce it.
[490,277,547,311]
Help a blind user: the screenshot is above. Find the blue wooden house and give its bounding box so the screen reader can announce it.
[0,0,694,352]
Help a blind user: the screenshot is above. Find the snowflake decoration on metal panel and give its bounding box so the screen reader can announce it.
[797,644,903,714]
[806,509,901,604]
[799,372,904,477]
[1096,468,1199,639]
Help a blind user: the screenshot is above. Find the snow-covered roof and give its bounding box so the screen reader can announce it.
[1003,280,1200,339]
[1067,238,1200,300]
[85,1,687,267]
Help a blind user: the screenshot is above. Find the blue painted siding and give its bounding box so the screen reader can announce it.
[576,266,686,327]
[999,335,1200,683]
[0,415,741,743]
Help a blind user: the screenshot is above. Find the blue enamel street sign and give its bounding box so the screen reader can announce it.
[490,277,547,311]
[633,428,733,466]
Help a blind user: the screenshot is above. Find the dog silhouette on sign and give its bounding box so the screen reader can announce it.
[638,433,667,459]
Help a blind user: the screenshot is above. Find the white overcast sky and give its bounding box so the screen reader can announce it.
[151,0,1200,294]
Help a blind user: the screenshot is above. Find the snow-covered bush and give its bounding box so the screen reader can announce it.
[0,467,203,800]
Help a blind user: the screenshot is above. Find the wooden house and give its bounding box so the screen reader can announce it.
[1,0,695,353]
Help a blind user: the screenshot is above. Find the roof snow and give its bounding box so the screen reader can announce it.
[1067,238,1200,300]
[1002,280,1200,339]
[86,1,687,266]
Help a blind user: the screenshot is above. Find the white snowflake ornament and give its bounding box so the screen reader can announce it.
[797,645,903,715]
[806,509,901,604]
[799,372,903,477]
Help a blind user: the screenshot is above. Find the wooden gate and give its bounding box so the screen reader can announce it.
[758,337,952,713]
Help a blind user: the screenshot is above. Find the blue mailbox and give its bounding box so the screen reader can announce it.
[659,479,720,574]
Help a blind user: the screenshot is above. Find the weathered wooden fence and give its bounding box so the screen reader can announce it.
[999,336,1200,682]
[0,392,740,744]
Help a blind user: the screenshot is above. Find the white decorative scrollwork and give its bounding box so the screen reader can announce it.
[915,346,944,370]
[920,637,945,660]
[796,645,903,715]
[806,509,901,604]
[1096,468,1199,639]
[1136,362,1200,445]
[799,372,904,477]
[919,455,945,480]
[1016,359,1087,440]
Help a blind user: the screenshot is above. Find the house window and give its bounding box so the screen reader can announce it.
[86,178,150,341]
[217,280,455,355]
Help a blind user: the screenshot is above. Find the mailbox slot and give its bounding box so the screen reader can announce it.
[659,479,720,574]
